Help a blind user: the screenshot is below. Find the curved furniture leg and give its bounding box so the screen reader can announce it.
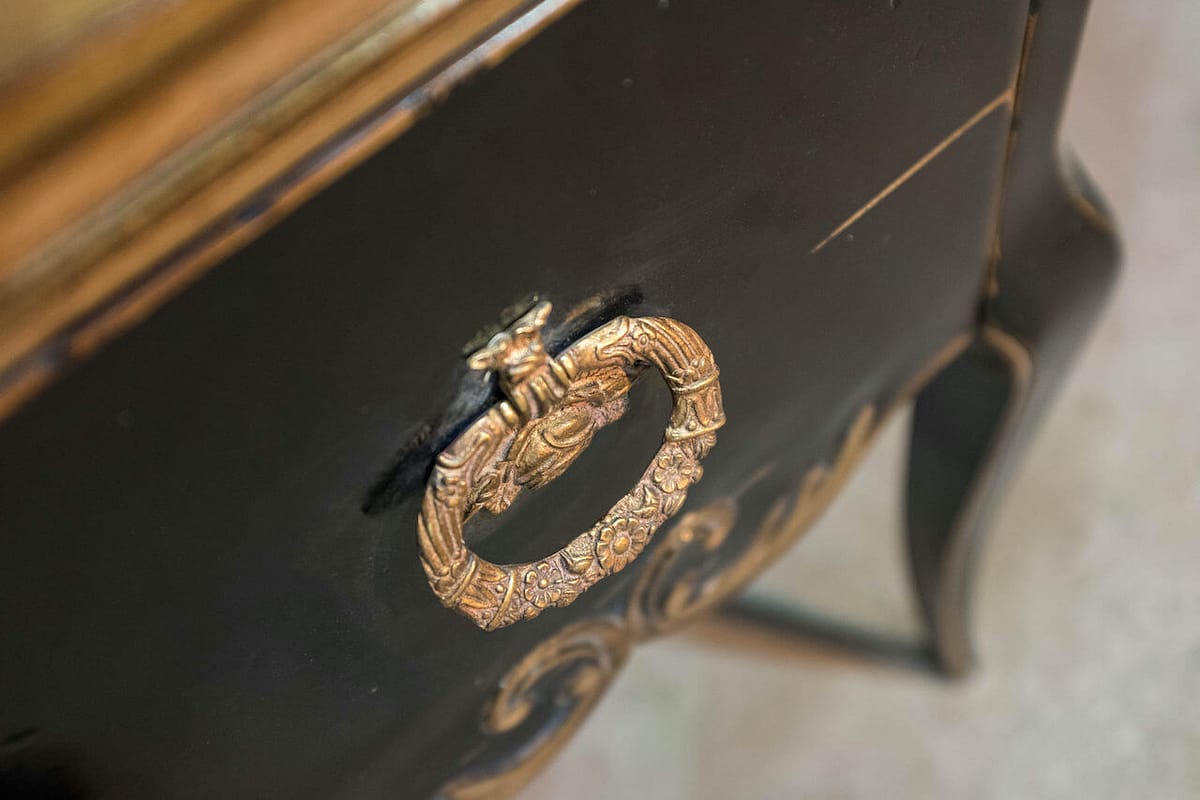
[905,326,1029,677]
[906,0,1120,678]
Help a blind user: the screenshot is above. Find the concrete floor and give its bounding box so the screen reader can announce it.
[525,1,1200,797]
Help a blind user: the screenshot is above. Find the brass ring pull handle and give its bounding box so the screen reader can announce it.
[418,302,725,630]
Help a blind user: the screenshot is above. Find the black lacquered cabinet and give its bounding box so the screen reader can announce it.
[0,0,1116,796]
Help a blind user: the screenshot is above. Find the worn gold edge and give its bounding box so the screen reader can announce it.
[981,8,1039,302]
[810,89,1015,255]
[928,323,1031,675]
[986,4,1117,307]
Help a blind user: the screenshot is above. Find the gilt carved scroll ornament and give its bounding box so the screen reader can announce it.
[441,406,881,799]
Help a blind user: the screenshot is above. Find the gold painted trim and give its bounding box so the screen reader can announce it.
[929,323,1031,675]
[439,619,632,800]
[981,10,1038,301]
[810,89,1015,255]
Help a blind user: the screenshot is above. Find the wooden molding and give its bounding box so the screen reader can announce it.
[0,0,580,422]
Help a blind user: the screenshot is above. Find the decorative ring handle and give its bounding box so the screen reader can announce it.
[418,302,725,630]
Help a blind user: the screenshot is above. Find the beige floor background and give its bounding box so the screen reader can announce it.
[525,1,1200,797]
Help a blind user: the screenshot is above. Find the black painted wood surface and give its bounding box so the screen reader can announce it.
[0,0,1112,796]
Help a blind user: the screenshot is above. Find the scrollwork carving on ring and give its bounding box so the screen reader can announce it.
[418,301,726,630]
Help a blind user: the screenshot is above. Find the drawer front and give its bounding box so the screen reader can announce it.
[0,0,1026,796]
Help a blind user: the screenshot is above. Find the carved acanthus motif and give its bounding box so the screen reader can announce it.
[441,405,883,799]
[438,619,631,800]
[628,405,877,638]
